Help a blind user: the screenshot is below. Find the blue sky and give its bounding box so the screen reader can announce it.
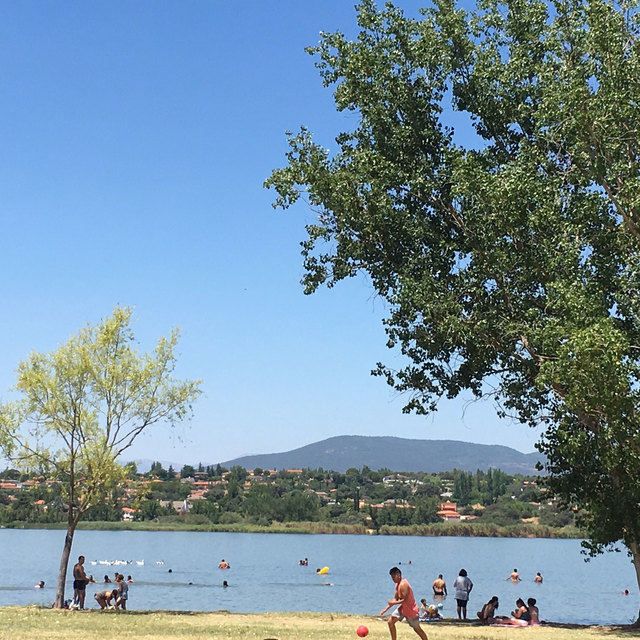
[0,1,540,465]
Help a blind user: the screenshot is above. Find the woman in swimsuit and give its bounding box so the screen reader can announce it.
[477,596,499,624]
[512,598,530,621]
[527,598,540,625]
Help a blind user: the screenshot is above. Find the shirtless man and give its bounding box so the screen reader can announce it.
[380,567,428,640]
[72,555,89,609]
[94,588,118,610]
[534,572,543,583]
[507,568,521,582]
[432,574,447,597]
[218,559,230,569]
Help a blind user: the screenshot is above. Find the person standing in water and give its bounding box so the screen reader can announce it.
[507,569,521,582]
[432,574,447,597]
[534,572,543,583]
[379,567,428,640]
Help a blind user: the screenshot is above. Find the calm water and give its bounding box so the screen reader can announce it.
[0,529,637,625]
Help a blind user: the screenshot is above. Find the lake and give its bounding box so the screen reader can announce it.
[0,529,636,625]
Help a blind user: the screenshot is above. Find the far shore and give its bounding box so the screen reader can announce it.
[0,519,582,539]
[1,608,638,640]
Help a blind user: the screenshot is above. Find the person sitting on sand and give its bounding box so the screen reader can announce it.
[35,581,45,589]
[491,599,530,626]
[218,559,230,569]
[477,596,499,624]
[534,572,543,583]
[527,598,540,625]
[418,601,441,621]
[512,598,530,621]
[94,589,118,610]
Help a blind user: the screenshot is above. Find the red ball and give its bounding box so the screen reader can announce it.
[356,625,369,637]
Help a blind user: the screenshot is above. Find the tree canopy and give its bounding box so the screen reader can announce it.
[267,0,640,603]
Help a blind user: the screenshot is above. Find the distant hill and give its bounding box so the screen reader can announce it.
[218,435,543,475]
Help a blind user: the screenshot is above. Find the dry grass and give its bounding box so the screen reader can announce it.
[1,608,640,640]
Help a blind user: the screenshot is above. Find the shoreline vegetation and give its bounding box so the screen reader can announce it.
[1,608,638,640]
[1,519,582,538]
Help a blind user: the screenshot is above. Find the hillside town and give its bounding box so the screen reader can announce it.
[0,463,574,534]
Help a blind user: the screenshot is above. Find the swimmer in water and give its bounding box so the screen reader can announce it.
[534,572,543,584]
[34,581,45,589]
[507,568,521,582]
[218,559,230,569]
[223,580,229,588]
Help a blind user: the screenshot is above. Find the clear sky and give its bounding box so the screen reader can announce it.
[0,1,540,465]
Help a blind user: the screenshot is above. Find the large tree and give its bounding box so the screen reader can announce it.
[267,0,640,613]
[0,307,201,607]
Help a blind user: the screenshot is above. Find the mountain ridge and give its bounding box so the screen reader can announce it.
[216,435,543,474]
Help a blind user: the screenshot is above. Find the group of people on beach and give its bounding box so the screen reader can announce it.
[62,556,131,610]
[478,595,540,626]
[379,564,545,640]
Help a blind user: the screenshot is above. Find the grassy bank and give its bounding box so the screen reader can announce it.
[1,608,637,640]
[379,522,581,539]
[2,520,368,535]
[2,520,581,538]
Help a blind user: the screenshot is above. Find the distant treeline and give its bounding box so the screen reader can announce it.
[0,463,576,535]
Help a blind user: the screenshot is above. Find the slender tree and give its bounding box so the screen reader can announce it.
[267,0,640,614]
[0,307,201,607]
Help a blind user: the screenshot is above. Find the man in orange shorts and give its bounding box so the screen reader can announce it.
[380,566,428,640]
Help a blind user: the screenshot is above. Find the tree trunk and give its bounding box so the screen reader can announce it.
[54,523,76,608]
[629,541,640,626]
